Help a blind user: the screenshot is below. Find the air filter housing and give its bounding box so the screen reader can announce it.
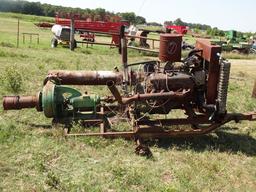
[159,34,182,62]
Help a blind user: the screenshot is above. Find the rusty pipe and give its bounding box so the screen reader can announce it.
[3,94,41,111]
[122,91,190,105]
[107,81,190,105]
[120,25,128,93]
[46,70,144,86]
[46,70,124,85]
[106,81,123,104]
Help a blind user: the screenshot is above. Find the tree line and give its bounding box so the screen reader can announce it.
[1,0,254,37]
[0,0,146,24]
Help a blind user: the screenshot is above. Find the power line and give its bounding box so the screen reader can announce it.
[137,0,147,16]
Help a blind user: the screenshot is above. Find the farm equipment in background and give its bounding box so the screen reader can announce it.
[213,30,253,54]
[51,24,76,48]
[250,42,256,54]
[50,13,129,48]
[80,32,95,42]
[164,25,188,35]
[35,22,54,28]
[3,28,256,155]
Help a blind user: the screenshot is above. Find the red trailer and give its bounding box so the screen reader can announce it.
[55,14,129,45]
[165,25,188,35]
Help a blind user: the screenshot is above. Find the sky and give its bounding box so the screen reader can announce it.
[27,0,256,32]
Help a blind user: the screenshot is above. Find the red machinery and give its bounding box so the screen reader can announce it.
[166,25,188,35]
[55,14,130,44]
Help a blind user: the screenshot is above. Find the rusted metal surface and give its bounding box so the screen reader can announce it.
[120,25,128,93]
[137,116,211,126]
[47,70,124,85]
[3,95,40,111]
[107,80,190,105]
[195,39,221,104]
[195,38,221,65]
[3,26,256,156]
[65,112,256,139]
[46,70,144,86]
[159,34,182,62]
[148,73,195,91]
[252,80,256,98]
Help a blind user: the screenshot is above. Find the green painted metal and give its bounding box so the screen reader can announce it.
[41,82,100,119]
[42,82,56,118]
[226,30,237,41]
[70,95,100,113]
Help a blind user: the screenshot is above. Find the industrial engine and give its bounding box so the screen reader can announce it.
[3,27,256,154]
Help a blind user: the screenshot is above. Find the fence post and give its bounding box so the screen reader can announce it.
[17,18,20,48]
[70,16,75,51]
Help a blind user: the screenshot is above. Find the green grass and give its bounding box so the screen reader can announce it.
[0,12,54,23]
[0,12,256,191]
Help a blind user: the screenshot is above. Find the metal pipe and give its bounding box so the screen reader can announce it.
[46,70,144,86]
[106,81,123,104]
[120,25,128,93]
[107,81,190,105]
[3,95,40,110]
[47,70,124,85]
[122,91,189,105]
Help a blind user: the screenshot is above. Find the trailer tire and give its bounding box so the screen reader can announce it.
[74,39,77,48]
[231,49,240,54]
[51,38,58,48]
[249,48,256,54]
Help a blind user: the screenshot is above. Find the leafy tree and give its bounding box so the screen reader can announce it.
[120,12,136,24]
[23,2,44,15]
[173,18,184,26]
[164,21,173,26]
[95,8,106,21]
[135,16,146,24]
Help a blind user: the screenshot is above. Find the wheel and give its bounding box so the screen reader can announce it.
[143,43,150,49]
[249,48,256,54]
[51,37,58,48]
[231,49,240,54]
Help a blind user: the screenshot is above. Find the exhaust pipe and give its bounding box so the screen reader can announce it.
[107,81,190,105]
[45,70,144,86]
[3,93,42,111]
